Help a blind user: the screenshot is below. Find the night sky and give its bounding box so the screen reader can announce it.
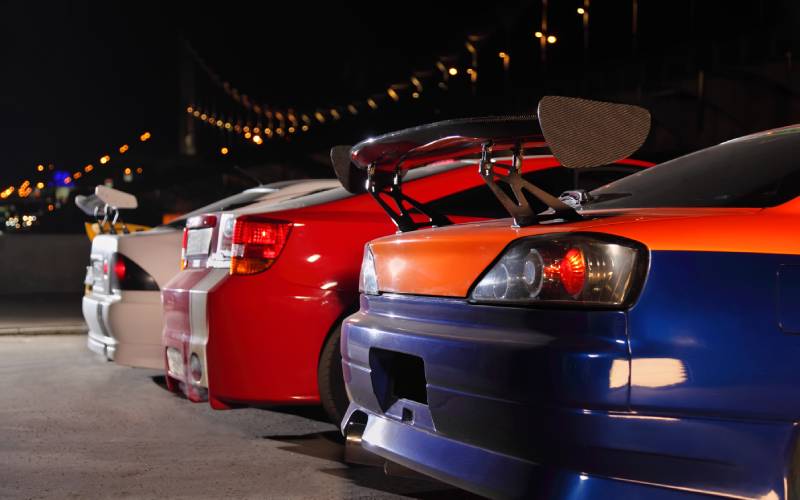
[1,1,798,206]
[0,2,507,182]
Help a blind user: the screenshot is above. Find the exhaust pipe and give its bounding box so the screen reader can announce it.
[343,420,384,467]
[342,415,433,481]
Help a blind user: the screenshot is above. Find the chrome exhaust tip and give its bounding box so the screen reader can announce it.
[343,418,383,467]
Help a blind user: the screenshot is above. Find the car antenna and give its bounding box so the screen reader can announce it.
[233,166,264,186]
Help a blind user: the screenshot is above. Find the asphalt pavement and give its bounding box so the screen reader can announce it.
[0,335,476,499]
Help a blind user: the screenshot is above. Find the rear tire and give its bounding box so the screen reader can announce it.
[318,324,349,425]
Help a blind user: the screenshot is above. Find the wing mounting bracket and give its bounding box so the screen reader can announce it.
[478,142,581,227]
[366,163,452,233]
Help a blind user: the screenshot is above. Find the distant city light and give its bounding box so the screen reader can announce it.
[547,35,557,44]
[252,135,263,145]
[412,92,420,99]
[100,155,110,165]
[448,67,458,76]
[314,111,326,123]
[35,182,44,189]
[123,168,132,175]
[367,98,378,109]
[577,7,585,14]
[135,167,143,174]
[36,164,44,172]
[387,88,400,101]
[119,144,129,154]
[139,132,151,142]
[534,31,543,38]
[84,164,94,173]
[220,147,229,155]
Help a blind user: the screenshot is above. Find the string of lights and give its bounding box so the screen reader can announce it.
[183,30,496,144]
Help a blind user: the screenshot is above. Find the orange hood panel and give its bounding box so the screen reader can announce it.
[370,207,799,298]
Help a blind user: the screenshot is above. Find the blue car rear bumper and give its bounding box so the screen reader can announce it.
[341,292,794,499]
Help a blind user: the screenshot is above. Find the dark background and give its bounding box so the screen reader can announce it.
[1,1,799,231]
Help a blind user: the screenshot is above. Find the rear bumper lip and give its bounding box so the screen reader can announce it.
[349,404,537,499]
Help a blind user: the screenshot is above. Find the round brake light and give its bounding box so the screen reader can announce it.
[560,248,586,297]
[114,258,126,282]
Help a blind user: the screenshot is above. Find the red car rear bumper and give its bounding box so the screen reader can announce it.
[203,273,354,407]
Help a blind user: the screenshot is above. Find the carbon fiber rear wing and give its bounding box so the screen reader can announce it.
[331,96,650,230]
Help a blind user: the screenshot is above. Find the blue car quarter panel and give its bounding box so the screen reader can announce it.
[625,250,800,499]
[343,252,800,499]
[341,293,633,498]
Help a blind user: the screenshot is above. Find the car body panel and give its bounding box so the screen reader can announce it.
[163,158,651,409]
[83,183,325,369]
[82,228,180,369]
[368,206,800,298]
[341,125,800,498]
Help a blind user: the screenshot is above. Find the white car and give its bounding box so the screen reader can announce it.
[81,180,339,369]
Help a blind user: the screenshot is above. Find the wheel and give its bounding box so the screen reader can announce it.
[318,323,350,425]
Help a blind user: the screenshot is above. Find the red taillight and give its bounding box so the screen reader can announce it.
[230,217,291,275]
[103,260,109,275]
[114,258,127,282]
[559,247,586,297]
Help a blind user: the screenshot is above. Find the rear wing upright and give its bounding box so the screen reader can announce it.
[331,96,650,230]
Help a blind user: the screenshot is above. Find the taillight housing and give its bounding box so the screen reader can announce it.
[230,216,291,275]
[180,227,189,270]
[359,244,378,295]
[109,253,159,291]
[470,233,648,308]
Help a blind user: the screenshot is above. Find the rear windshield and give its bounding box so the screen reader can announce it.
[585,130,800,209]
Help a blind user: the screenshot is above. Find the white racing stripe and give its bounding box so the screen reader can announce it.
[187,268,229,388]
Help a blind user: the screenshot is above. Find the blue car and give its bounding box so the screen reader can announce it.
[336,97,800,499]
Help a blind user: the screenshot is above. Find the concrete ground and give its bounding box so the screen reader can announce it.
[0,335,477,499]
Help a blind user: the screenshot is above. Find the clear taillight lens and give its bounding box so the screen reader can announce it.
[230,216,291,275]
[359,245,379,295]
[470,234,647,307]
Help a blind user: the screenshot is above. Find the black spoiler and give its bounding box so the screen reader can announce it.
[331,96,650,229]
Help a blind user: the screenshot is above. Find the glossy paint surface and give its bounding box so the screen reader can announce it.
[163,157,646,408]
[369,205,800,297]
[343,193,800,497]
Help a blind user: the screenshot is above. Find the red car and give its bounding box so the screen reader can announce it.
[162,135,650,422]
